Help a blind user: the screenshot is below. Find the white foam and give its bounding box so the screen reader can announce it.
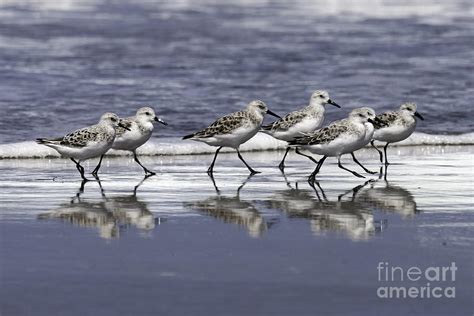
[1,132,473,159]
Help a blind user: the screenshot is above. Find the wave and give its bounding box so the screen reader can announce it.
[0,132,473,159]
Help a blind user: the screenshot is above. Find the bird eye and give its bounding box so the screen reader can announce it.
[111,118,117,122]
[319,95,325,98]
[145,112,150,115]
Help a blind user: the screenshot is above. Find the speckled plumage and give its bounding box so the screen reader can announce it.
[260,90,341,170]
[182,100,280,175]
[191,110,258,138]
[115,119,134,137]
[61,124,115,148]
[373,102,422,143]
[374,111,399,129]
[261,90,340,142]
[36,112,124,180]
[371,102,423,165]
[112,107,167,175]
[291,117,365,148]
[36,112,121,161]
[183,100,271,149]
[263,109,311,132]
[290,108,375,181]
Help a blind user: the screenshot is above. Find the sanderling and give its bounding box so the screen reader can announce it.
[112,107,168,175]
[371,102,424,165]
[261,90,341,171]
[350,107,378,174]
[289,108,377,183]
[182,100,280,175]
[36,112,129,181]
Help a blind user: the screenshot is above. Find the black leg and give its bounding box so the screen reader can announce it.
[208,172,220,194]
[134,151,156,175]
[383,164,389,181]
[338,156,365,178]
[237,149,260,175]
[91,155,104,176]
[383,143,390,166]
[207,146,223,176]
[278,147,291,171]
[94,176,106,198]
[281,170,293,189]
[351,152,377,174]
[72,179,89,202]
[295,147,319,164]
[71,158,88,181]
[308,156,327,184]
[371,140,383,164]
[309,180,322,201]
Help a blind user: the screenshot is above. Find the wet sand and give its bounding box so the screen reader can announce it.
[0,146,473,315]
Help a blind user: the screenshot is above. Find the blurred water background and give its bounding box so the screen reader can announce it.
[0,0,473,150]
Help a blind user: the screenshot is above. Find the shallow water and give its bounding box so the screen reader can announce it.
[1,1,473,314]
[0,0,473,145]
[1,146,473,315]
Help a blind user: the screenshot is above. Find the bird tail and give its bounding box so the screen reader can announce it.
[36,137,62,145]
[182,133,195,140]
[261,123,273,131]
[288,136,307,146]
[36,138,48,144]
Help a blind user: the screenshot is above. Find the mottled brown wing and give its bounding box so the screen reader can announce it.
[374,111,398,129]
[263,110,308,131]
[193,111,247,137]
[116,118,133,137]
[290,121,348,146]
[61,127,99,147]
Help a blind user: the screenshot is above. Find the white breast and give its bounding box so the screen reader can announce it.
[113,121,152,151]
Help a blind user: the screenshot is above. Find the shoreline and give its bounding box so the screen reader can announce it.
[1,144,473,315]
[0,132,474,159]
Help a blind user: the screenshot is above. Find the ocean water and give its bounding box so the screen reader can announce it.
[1,147,473,315]
[1,2,474,314]
[0,0,473,154]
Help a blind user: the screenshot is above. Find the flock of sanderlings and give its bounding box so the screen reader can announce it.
[37,90,423,183]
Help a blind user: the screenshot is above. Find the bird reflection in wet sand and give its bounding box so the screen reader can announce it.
[184,175,278,238]
[38,176,162,239]
[355,165,420,218]
[267,178,381,241]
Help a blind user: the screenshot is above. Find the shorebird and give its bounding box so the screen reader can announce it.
[182,100,280,176]
[112,107,168,176]
[371,102,424,165]
[289,108,376,183]
[261,90,341,171]
[36,112,129,181]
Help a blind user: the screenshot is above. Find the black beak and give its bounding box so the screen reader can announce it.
[368,118,380,128]
[266,109,281,119]
[119,122,131,131]
[327,99,341,108]
[154,116,168,125]
[414,112,424,120]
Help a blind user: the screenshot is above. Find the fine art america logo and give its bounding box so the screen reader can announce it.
[377,262,457,299]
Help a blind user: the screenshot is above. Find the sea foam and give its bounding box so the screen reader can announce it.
[0,132,473,159]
